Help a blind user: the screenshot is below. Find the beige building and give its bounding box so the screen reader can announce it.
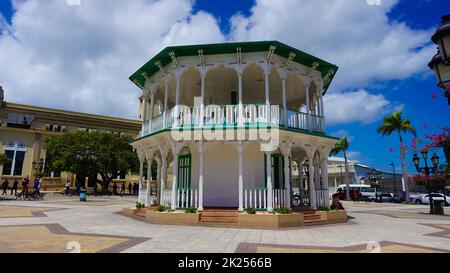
[0,86,141,191]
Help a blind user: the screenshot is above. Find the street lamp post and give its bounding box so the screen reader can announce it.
[412,150,442,214]
[390,162,397,194]
[76,147,98,190]
[429,14,450,105]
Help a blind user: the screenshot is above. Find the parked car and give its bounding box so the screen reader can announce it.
[379,193,395,203]
[414,193,449,206]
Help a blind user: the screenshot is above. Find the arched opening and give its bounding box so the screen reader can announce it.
[269,67,282,106]
[180,67,201,107]
[204,65,238,105]
[291,146,309,207]
[242,63,265,105]
[286,74,306,111]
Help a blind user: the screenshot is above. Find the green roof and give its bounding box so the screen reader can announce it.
[129,40,339,93]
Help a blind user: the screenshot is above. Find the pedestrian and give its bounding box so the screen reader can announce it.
[21,176,29,195]
[112,182,118,196]
[93,182,98,196]
[133,183,138,195]
[11,179,19,196]
[33,177,42,194]
[65,180,71,195]
[128,183,132,195]
[2,179,9,195]
[331,193,345,210]
[120,182,125,196]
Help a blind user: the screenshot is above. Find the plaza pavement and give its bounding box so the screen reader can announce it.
[0,194,449,253]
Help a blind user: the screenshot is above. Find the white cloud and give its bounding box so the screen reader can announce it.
[324,90,403,125]
[229,0,435,88]
[331,130,355,142]
[0,0,435,124]
[0,0,224,118]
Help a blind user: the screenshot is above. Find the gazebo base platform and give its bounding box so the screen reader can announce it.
[122,208,348,229]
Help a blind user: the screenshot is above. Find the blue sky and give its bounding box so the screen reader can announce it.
[0,0,448,174]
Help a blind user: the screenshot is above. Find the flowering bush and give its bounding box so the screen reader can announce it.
[413,173,450,192]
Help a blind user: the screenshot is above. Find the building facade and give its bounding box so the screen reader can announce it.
[130,41,339,211]
[0,86,141,190]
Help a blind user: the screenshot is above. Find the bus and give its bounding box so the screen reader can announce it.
[336,184,377,201]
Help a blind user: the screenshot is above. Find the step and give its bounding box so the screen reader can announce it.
[200,216,238,222]
[303,214,322,220]
[200,212,239,217]
[304,219,327,226]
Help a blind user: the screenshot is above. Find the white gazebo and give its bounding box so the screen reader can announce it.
[130,41,339,212]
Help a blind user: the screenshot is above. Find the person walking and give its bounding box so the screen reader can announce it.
[93,182,98,196]
[119,182,125,196]
[65,180,71,195]
[128,183,132,195]
[11,179,18,196]
[33,177,42,194]
[2,180,9,195]
[112,182,118,196]
[21,176,29,195]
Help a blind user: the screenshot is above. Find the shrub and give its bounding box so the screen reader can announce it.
[135,202,145,209]
[155,205,167,212]
[185,207,198,213]
[245,207,256,214]
[318,206,331,212]
[273,207,293,214]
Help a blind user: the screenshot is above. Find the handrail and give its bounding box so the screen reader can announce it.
[141,104,325,136]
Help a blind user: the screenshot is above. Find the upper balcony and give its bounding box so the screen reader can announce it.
[130,41,338,139]
[139,104,324,138]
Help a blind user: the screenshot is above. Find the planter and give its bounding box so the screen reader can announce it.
[317,210,348,223]
[144,211,200,225]
[238,213,304,228]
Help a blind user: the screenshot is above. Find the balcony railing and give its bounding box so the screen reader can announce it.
[140,104,325,137]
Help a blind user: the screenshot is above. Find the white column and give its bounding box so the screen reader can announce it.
[141,92,148,135]
[264,70,270,105]
[322,158,329,206]
[283,153,291,208]
[238,142,244,212]
[237,72,244,126]
[149,92,155,133]
[163,80,169,128]
[171,153,179,210]
[198,142,204,211]
[146,159,152,206]
[174,74,181,126]
[319,91,325,131]
[305,82,311,132]
[159,155,167,204]
[138,158,144,204]
[308,161,317,209]
[200,72,206,127]
[299,161,304,195]
[282,76,288,127]
[266,152,273,212]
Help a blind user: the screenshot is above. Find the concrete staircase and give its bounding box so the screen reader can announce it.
[303,210,326,226]
[199,210,239,227]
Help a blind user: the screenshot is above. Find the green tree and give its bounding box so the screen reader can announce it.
[331,137,351,200]
[377,111,417,201]
[0,153,11,166]
[44,131,139,193]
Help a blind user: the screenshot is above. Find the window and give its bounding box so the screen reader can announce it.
[46,124,65,132]
[2,141,26,176]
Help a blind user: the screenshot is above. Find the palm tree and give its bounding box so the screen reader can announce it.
[377,111,416,201]
[331,137,351,200]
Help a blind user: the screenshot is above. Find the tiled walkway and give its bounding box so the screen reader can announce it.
[0,196,449,253]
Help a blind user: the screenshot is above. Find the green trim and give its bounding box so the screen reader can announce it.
[129,40,338,93]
